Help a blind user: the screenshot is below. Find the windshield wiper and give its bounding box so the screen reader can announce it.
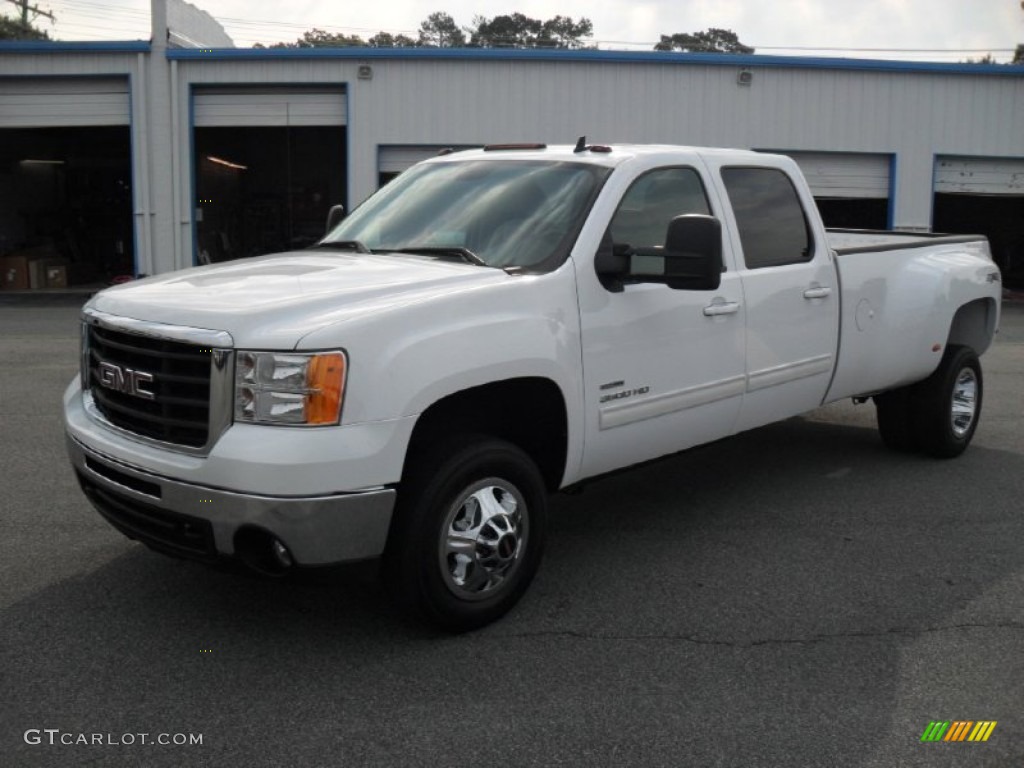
[389,246,489,267]
[311,240,373,254]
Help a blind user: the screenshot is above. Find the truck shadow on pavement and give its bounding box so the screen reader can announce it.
[4,416,1023,766]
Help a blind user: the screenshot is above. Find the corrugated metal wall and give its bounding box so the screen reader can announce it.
[2,48,1021,274]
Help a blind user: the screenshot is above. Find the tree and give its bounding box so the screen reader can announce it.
[539,15,593,49]
[368,31,418,48]
[0,14,50,40]
[418,11,465,47]
[470,13,593,49]
[654,28,754,54]
[1013,44,1023,65]
[261,28,366,48]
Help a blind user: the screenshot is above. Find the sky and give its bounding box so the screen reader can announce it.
[22,0,1024,62]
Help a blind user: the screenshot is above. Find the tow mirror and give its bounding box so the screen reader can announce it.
[657,214,723,290]
[325,204,346,235]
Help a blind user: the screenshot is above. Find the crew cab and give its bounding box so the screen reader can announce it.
[64,143,1002,631]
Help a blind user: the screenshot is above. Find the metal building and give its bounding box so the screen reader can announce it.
[1,17,1022,288]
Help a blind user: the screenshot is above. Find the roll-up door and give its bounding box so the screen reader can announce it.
[192,88,348,261]
[378,145,478,186]
[768,151,891,229]
[933,156,1024,287]
[780,152,891,199]
[193,88,347,127]
[934,156,1024,195]
[379,146,443,175]
[0,78,129,128]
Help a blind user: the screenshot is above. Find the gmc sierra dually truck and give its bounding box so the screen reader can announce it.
[65,143,1002,631]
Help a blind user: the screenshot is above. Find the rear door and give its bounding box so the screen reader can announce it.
[709,161,839,432]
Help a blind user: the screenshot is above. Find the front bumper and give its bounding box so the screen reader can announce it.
[67,434,396,566]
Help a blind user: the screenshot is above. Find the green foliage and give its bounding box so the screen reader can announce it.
[368,32,419,48]
[654,28,753,54]
[0,13,50,40]
[254,11,594,51]
[1013,44,1023,65]
[469,12,593,48]
[418,11,465,47]
[261,28,366,48]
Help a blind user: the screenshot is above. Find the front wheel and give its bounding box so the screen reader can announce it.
[383,437,548,632]
[911,345,983,459]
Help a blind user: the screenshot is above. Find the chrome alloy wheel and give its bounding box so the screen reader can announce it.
[950,367,978,438]
[438,478,528,601]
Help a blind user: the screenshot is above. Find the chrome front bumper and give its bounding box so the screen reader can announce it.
[67,435,396,565]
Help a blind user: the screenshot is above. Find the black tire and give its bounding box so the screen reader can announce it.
[874,387,917,452]
[911,345,983,459]
[383,436,548,632]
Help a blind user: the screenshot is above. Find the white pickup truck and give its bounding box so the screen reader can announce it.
[64,143,1002,631]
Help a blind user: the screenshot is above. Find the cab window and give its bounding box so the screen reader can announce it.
[609,167,712,250]
[720,167,813,269]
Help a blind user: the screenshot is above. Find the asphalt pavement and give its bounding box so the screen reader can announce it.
[2,294,1023,767]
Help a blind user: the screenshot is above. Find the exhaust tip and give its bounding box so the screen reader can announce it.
[234,527,294,576]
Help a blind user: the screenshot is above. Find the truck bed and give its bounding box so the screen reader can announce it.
[823,230,997,404]
[826,229,986,255]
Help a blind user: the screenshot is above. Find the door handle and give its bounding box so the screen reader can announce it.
[803,286,832,300]
[703,301,741,317]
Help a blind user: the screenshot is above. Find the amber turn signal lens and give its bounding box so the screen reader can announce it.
[306,352,346,425]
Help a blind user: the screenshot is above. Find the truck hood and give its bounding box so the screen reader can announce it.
[88,251,508,348]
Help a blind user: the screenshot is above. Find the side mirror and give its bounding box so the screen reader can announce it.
[325,204,346,235]
[660,214,723,291]
[596,214,723,291]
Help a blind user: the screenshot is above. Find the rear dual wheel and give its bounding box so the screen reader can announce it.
[874,344,982,459]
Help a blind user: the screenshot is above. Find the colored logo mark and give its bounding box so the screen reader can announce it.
[920,721,997,742]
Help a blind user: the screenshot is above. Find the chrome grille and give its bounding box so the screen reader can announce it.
[86,324,212,447]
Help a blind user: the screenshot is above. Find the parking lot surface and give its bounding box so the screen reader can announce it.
[2,295,1023,767]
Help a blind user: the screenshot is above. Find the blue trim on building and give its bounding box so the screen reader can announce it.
[126,70,140,277]
[0,40,150,53]
[164,46,1024,76]
[887,153,897,230]
[188,83,198,267]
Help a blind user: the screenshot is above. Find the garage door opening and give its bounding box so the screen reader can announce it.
[194,126,346,262]
[934,156,1024,288]
[0,126,132,290]
[814,198,889,230]
[933,193,1024,287]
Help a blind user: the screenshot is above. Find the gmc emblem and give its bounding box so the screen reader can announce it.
[97,361,156,401]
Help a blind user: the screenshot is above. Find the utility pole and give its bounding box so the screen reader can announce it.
[4,0,55,30]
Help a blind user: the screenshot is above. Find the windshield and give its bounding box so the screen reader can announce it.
[322,159,611,269]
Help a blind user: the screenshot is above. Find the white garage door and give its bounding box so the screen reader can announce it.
[776,151,891,199]
[0,78,130,128]
[193,88,347,127]
[378,145,478,174]
[934,156,1024,195]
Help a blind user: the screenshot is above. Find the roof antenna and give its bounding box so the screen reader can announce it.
[574,136,587,153]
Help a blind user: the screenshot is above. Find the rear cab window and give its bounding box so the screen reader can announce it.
[720,167,814,269]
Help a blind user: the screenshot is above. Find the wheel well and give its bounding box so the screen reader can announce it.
[947,298,997,357]
[405,378,568,492]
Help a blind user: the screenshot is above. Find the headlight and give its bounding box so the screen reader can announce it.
[234,351,346,426]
